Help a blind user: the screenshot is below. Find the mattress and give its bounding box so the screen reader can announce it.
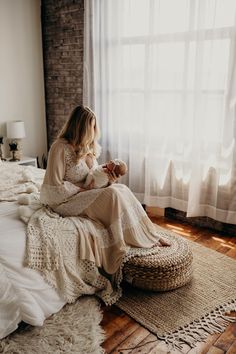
[0,165,66,339]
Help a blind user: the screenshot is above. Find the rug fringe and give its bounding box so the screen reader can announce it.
[157,298,236,351]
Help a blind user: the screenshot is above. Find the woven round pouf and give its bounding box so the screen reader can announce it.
[123,230,193,291]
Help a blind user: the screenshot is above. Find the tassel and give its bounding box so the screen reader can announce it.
[158,299,236,352]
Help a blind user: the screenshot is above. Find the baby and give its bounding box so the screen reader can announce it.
[84,158,128,189]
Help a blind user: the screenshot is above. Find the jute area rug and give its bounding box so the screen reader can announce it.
[0,296,105,354]
[117,238,236,351]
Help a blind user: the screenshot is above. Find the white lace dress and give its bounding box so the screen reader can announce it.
[39,139,167,304]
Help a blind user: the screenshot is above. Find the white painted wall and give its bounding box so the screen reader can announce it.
[0,0,47,160]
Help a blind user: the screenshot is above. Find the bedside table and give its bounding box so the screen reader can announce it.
[6,156,37,167]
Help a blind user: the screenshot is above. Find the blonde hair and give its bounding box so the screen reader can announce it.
[58,105,101,159]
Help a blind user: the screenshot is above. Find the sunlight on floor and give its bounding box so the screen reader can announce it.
[220,244,235,249]
[212,237,227,242]
[165,224,192,236]
[173,230,192,236]
[212,237,235,249]
[166,224,183,230]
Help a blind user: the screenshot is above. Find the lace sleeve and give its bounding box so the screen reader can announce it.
[40,140,81,206]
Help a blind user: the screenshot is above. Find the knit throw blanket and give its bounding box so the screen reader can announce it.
[25,203,123,305]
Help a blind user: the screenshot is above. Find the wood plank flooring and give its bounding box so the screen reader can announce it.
[101,215,236,354]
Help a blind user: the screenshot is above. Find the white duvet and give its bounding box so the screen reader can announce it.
[0,166,65,339]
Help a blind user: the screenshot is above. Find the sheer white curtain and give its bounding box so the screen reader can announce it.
[84,0,236,224]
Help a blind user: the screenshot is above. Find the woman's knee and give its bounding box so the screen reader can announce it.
[112,183,129,192]
[108,184,132,203]
[108,184,120,199]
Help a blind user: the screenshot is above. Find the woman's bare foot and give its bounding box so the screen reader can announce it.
[159,237,171,246]
[152,237,171,247]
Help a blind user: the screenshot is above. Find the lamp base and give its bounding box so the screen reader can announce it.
[9,157,20,162]
[14,139,22,160]
[9,150,20,162]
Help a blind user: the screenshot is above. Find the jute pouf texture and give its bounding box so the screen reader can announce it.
[123,231,193,291]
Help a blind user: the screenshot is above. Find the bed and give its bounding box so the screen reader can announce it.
[0,162,66,339]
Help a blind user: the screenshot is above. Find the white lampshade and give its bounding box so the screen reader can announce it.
[7,121,26,139]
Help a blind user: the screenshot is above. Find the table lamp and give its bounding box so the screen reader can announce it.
[7,121,26,161]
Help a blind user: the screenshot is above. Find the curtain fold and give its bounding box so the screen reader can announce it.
[84,0,236,224]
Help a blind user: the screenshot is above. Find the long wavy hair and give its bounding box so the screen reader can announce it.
[58,105,101,159]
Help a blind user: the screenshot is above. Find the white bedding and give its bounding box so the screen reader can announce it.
[0,168,66,339]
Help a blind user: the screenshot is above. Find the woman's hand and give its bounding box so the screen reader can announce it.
[86,179,95,190]
[77,180,95,192]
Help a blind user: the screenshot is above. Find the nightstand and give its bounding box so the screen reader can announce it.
[6,156,37,167]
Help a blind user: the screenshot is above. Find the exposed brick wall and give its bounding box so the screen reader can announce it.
[41,0,84,148]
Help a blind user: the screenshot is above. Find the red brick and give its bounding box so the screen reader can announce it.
[41,0,84,147]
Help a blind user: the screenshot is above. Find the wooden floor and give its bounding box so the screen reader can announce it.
[101,214,236,354]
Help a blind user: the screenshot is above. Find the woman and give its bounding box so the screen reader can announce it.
[40,105,169,287]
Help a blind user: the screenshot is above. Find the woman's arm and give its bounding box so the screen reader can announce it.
[75,178,95,191]
[41,141,81,205]
[43,141,66,186]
